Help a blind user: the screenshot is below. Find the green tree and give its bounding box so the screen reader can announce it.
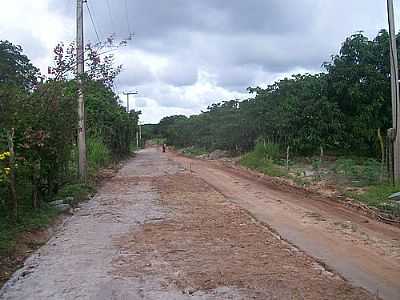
[324,31,392,154]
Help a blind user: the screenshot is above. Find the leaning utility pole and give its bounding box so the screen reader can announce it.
[123,91,138,112]
[387,0,400,183]
[77,0,87,182]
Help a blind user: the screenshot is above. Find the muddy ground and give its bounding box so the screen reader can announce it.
[0,148,389,299]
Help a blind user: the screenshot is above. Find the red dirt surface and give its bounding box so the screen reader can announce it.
[169,151,400,300]
[113,173,374,299]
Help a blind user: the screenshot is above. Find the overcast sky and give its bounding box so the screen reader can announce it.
[1,0,399,123]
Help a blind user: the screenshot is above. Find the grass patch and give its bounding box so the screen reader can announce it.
[334,158,382,186]
[0,181,94,255]
[0,205,57,254]
[349,184,400,215]
[240,151,287,177]
[87,135,111,171]
[240,141,286,177]
[181,146,209,157]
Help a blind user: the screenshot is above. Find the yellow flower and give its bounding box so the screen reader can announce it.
[0,151,10,160]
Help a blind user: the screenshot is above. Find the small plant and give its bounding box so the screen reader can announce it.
[349,184,400,217]
[254,139,280,161]
[335,158,381,186]
[335,158,357,177]
[311,158,322,180]
[362,159,381,184]
[240,142,286,178]
[87,136,111,171]
[181,147,208,157]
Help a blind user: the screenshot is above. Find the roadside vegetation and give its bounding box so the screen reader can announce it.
[150,30,400,220]
[240,142,286,177]
[180,146,209,157]
[0,39,140,258]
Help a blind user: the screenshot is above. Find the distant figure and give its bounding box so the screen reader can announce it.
[162,144,166,153]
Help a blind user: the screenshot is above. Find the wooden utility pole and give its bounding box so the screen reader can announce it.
[123,91,138,112]
[77,0,87,182]
[387,0,400,183]
[138,121,142,148]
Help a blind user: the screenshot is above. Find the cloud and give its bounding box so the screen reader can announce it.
[0,0,73,73]
[115,50,160,88]
[159,60,199,87]
[1,0,399,123]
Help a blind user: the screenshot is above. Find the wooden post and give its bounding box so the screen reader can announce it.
[7,129,17,221]
[286,146,290,171]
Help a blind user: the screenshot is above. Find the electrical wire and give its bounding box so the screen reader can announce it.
[124,0,132,36]
[85,1,102,46]
[105,0,116,35]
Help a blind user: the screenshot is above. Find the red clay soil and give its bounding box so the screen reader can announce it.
[168,151,400,300]
[113,174,374,299]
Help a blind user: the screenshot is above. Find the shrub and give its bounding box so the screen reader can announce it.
[87,136,111,170]
[335,158,381,186]
[254,140,281,161]
[240,143,286,178]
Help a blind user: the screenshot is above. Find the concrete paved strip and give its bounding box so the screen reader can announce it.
[0,148,377,299]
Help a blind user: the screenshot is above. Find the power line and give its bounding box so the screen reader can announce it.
[124,0,132,36]
[105,0,116,34]
[85,1,102,45]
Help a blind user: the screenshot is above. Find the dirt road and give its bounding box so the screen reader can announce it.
[170,151,400,300]
[0,148,390,299]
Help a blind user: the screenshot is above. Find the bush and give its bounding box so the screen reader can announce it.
[87,136,111,170]
[350,184,400,216]
[335,158,381,186]
[254,140,281,161]
[240,142,286,178]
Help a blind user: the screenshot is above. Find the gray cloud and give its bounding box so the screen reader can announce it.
[159,60,198,86]
[21,0,400,122]
[117,59,155,87]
